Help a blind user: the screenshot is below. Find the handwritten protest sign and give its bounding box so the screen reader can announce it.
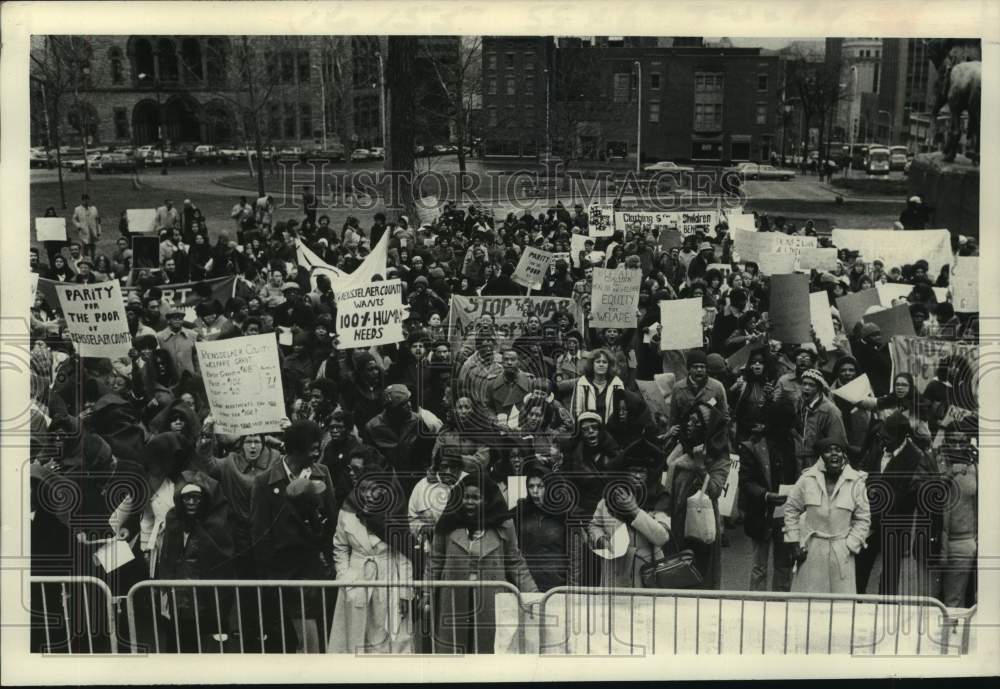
[35,217,67,242]
[588,204,615,237]
[757,253,797,275]
[448,295,585,355]
[795,247,839,272]
[659,298,703,351]
[590,268,641,328]
[889,336,979,409]
[335,279,407,348]
[512,246,552,290]
[831,229,952,276]
[768,274,811,343]
[415,195,441,226]
[732,230,815,264]
[615,210,718,236]
[126,208,157,233]
[836,288,880,332]
[833,374,875,405]
[54,280,131,358]
[678,210,718,235]
[862,303,916,338]
[809,291,837,350]
[726,212,757,232]
[197,334,285,435]
[875,282,949,305]
[570,234,590,267]
[951,256,978,312]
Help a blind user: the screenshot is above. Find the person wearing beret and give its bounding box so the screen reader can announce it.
[783,438,870,594]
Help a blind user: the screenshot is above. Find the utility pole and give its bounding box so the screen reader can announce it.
[634,60,642,173]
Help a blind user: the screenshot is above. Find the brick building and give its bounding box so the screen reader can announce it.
[481,37,781,164]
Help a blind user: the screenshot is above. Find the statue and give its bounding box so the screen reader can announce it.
[928,39,981,164]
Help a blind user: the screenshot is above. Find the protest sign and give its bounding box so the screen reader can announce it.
[768,274,811,343]
[717,455,741,518]
[35,217,67,242]
[659,298,703,351]
[636,372,675,422]
[889,336,978,409]
[54,280,131,358]
[590,268,641,328]
[38,275,235,317]
[415,195,441,226]
[832,374,875,405]
[836,288,880,332]
[725,343,754,371]
[126,208,157,233]
[862,303,916,339]
[951,256,978,312]
[588,204,615,238]
[615,210,678,234]
[732,230,815,263]
[809,291,837,350]
[876,282,949,306]
[335,279,407,349]
[131,235,160,270]
[795,247,839,272]
[757,253,797,275]
[197,334,285,436]
[726,213,757,232]
[570,233,590,267]
[679,210,718,235]
[831,229,952,276]
[448,295,585,354]
[512,247,552,290]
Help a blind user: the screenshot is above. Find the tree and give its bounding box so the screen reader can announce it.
[386,36,418,219]
[417,36,481,174]
[785,47,848,174]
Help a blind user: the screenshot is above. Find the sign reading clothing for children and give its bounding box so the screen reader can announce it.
[335,279,407,348]
[54,280,131,358]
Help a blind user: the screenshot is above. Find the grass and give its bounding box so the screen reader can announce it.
[828,176,910,196]
[745,199,899,229]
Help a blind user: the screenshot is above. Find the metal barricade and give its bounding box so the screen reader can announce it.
[29,576,119,654]
[125,579,526,654]
[537,587,975,656]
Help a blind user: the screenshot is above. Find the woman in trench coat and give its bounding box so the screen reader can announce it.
[784,439,871,594]
[430,473,537,653]
[328,466,416,653]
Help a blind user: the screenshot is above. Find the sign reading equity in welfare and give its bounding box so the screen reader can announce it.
[768,274,811,343]
[35,217,67,242]
[831,229,952,277]
[590,268,642,328]
[512,247,552,290]
[197,334,285,436]
[336,279,407,348]
[659,298,703,351]
[54,280,131,358]
[126,209,157,233]
[588,204,615,238]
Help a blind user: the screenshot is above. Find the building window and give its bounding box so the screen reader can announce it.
[157,39,179,82]
[487,52,497,70]
[695,72,724,93]
[875,49,880,58]
[757,74,768,91]
[113,107,129,139]
[650,73,661,90]
[297,51,310,84]
[525,74,535,95]
[505,76,516,95]
[487,107,498,128]
[181,39,203,82]
[694,72,724,131]
[280,51,295,84]
[524,51,535,71]
[109,48,124,85]
[613,72,630,103]
[487,77,497,95]
[649,100,660,123]
[284,102,296,138]
[694,103,723,131]
[505,105,516,127]
[755,103,768,125]
[731,138,752,161]
[505,52,515,69]
[300,103,311,139]
[524,104,535,123]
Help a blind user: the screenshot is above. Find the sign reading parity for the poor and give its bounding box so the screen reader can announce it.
[831,229,952,277]
[197,334,285,436]
[126,208,157,233]
[512,247,552,290]
[335,279,407,348]
[588,204,615,237]
[590,268,642,328]
[35,217,67,242]
[54,280,131,358]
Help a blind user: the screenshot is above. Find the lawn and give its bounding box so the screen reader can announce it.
[745,199,900,230]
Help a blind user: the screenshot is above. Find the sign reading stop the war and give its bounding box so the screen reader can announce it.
[54,280,131,358]
[197,334,285,435]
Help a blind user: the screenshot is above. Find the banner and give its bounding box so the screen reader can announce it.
[298,231,389,292]
[590,268,641,328]
[448,294,585,353]
[615,210,719,236]
[888,336,979,409]
[768,274,811,343]
[832,374,875,405]
[726,212,757,233]
[732,230,816,263]
[862,303,916,338]
[131,235,160,270]
[126,208,157,233]
[415,195,441,226]
[35,217,67,242]
[795,247,839,272]
[809,291,837,350]
[659,298,703,351]
[836,288,880,332]
[197,334,286,436]
[831,229,952,276]
[588,204,615,237]
[335,279,407,349]
[951,256,978,312]
[54,280,131,358]
[512,247,552,290]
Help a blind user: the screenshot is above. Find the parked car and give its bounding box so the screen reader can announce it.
[193,145,224,164]
[65,152,104,172]
[145,149,188,166]
[350,148,371,162]
[368,146,385,160]
[643,160,695,174]
[723,162,795,181]
[304,144,345,162]
[866,147,891,175]
[219,146,247,161]
[30,147,55,168]
[889,146,908,171]
[92,152,136,173]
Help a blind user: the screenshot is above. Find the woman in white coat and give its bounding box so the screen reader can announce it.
[328,467,416,654]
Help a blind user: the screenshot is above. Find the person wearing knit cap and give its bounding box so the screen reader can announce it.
[668,349,729,432]
[771,345,818,407]
[791,368,847,474]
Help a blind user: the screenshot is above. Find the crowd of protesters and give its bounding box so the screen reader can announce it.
[28,188,979,653]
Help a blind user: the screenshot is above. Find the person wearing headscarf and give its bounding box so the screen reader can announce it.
[512,461,576,591]
[586,439,671,588]
[663,402,731,589]
[432,394,497,475]
[430,473,537,653]
[783,438,870,594]
[328,464,416,654]
[156,470,236,652]
[604,386,655,447]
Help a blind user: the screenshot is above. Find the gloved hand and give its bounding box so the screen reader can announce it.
[791,543,808,566]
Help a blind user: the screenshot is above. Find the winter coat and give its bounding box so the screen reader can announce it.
[570,374,626,424]
[586,498,670,588]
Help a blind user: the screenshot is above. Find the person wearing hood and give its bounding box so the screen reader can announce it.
[850,321,892,396]
[157,470,236,652]
[605,386,655,447]
[663,402,731,589]
[338,351,387,432]
[513,460,576,590]
[587,438,672,588]
[783,438,870,594]
[327,463,416,654]
[430,473,537,653]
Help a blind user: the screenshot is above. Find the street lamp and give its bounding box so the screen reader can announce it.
[633,60,642,174]
[138,72,168,175]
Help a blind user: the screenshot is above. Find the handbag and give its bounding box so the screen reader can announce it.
[639,544,703,589]
[684,474,717,544]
